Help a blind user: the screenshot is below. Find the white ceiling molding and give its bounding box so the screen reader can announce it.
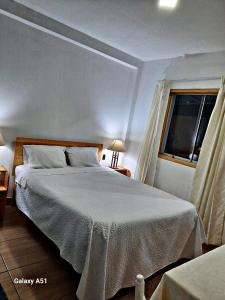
[0,0,143,67]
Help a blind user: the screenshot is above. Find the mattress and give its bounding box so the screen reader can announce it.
[15,165,205,300]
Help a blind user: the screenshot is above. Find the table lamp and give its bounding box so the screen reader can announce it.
[107,139,125,169]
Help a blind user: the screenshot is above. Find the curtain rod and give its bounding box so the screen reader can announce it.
[165,76,222,83]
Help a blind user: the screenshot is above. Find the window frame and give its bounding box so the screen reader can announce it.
[159,88,219,168]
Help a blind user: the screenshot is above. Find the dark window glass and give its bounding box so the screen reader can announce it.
[192,95,216,161]
[161,93,217,163]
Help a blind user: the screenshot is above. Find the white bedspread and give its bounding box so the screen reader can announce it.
[15,166,205,300]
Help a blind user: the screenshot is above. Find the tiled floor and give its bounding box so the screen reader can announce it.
[0,206,206,300]
[0,207,80,300]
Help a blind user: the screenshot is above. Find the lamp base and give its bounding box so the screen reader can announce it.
[110,151,119,169]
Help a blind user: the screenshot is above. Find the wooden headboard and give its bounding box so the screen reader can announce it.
[12,137,103,176]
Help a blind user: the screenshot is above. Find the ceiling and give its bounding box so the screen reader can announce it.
[14,0,225,61]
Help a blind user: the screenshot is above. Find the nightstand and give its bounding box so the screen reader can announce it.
[113,166,131,177]
[0,166,9,219]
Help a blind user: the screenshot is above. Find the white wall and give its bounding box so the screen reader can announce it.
[154,159,196,200]
[124,51,225,199]
[0,13,138,190]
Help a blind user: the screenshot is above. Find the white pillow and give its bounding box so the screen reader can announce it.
[66,147,100,167]
[23,145,67,169]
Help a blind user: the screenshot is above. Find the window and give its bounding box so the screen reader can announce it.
[159,89,218,167]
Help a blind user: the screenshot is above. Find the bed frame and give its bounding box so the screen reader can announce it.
[12,137,103,198]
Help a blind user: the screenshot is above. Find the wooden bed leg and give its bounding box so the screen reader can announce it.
[11,182,16,206]
[135,274,146,300]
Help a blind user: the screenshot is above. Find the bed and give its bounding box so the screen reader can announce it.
[13,137,205,300]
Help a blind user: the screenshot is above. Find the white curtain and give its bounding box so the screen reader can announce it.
[191,76,225,245]
[135,81,170,185]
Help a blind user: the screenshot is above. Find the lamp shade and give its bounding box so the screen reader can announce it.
[0,133,4,146]
[107,139,125,152]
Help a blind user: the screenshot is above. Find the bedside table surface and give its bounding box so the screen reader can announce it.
[112,166,131,177]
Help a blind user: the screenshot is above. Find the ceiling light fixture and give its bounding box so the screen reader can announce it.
[158,0,178,8]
